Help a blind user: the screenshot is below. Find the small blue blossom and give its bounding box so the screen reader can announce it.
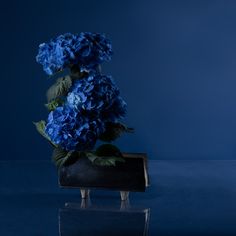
[36,33,77,75]
[74,32,113,73]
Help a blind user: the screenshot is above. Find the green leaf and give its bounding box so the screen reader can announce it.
[86,148,125,167]
[99,122,134,142]
[46,75,72,102]
[96,156,125,166]
[52,147,68,168]
[52,147,79,169]
[45,98,64,111]
[33,120,56,147]
[87,152,125,167]
[86,152,98,162]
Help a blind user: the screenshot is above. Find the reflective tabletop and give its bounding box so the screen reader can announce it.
[1,160,236,235]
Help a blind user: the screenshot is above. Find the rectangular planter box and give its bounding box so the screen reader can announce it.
[59,153,149,192]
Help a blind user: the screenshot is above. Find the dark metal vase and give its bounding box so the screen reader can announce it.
[59,153,149,200]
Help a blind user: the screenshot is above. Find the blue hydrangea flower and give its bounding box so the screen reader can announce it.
[45,106,105,151]
[66,74,120,112]
[74,32,113,73]
[36,32,112,75]
[36,33,77,75]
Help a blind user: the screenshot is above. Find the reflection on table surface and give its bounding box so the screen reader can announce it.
[59,199,150,236]
[1,160,236,235]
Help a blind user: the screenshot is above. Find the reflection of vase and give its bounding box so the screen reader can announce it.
[59,200,150,236]
[59,153,149,200]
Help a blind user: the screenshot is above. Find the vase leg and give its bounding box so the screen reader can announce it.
[120,198,130,210]
[120,191,129,201]
[80,188,90,199]
[80,198,91,209]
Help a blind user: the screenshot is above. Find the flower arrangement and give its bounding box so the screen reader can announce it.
[34,32,133,168]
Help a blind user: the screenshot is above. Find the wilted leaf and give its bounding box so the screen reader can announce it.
[52,147,80,169]
[46,75,72,102]
[52,147,68,168]
[99,122,134,142]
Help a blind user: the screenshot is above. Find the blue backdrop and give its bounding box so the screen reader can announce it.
[2,0,236,160]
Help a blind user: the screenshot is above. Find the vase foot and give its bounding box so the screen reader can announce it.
[120,199,130,210]
[80,198,91,209]
[80,188,90,199]
[120,191,129,201]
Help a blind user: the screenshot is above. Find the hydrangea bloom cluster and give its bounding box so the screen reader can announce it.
[67,74,126,122]
[67,74,120,113]
[45,73,127,151]
[36,32,127,151]
[45,106,105,151]
[36,32,112,75]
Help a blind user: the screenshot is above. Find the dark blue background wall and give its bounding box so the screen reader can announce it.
[2,0,236,160]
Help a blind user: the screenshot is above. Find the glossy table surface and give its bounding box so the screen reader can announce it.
[1,160,236,236]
